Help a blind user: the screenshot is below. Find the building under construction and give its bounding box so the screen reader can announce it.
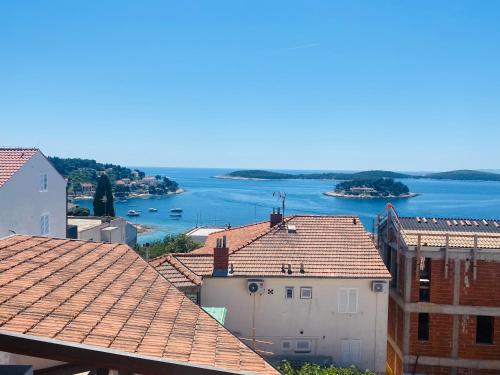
[378,204,500,375]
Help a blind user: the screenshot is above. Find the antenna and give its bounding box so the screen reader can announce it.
[273,192,286,217]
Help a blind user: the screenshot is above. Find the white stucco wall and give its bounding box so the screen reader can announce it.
[0,152,67,239]
[201,277,388,372]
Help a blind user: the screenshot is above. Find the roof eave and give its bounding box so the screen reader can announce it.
[0,330,258,375]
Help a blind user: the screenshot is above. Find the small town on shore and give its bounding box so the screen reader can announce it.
[1,147,499,375]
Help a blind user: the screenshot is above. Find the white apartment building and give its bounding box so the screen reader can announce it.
[0,148,67,238]
[152,214,391,373]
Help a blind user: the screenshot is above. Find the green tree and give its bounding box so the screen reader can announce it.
[93,174,115,216]
[68,206,90,216]
[135,234,201,259]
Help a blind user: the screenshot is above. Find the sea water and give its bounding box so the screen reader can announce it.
[76,167,500,244]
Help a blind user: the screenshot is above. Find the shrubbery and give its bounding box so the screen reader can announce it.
[278,361,375,375]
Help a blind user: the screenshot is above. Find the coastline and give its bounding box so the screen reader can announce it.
[323,191,418,199]
[74,188,185,201]
[134,223,154,235]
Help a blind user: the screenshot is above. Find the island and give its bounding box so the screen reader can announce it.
[217,169,500,182]
[48,156,183,200]
[323,178,417,199]
[216,169,412,180]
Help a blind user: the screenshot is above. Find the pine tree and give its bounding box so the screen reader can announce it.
[93,174,115,216]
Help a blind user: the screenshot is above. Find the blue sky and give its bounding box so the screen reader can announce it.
[1,1,499,171]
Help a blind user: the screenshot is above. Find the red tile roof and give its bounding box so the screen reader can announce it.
[0,148,38,188]
[0,235,278,375]
[191,222,271,255]
[155,215,390,283]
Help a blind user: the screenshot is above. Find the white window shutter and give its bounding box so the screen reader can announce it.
[40,215,45,234]
[350,340,361,363]
[348,289,358,313]
[39,174,43,191]
[340,340,350,364]
[338,289,348,313]
[44,174,48,190]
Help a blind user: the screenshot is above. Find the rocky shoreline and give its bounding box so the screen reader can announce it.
[73,188,185,201]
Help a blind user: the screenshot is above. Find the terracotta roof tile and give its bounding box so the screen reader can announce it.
[155,215,390,281]
[0,235,278,375]
[0,148,38,188]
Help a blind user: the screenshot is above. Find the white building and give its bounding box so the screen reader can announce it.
[0,148,66,238]
[152,214,391,373]
[68,216,137,246]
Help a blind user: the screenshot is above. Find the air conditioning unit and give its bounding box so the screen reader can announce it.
[247,279,265,294]
[371,280,387,293]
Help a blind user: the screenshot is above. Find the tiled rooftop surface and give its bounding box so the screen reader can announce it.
[0,235,278,374]
[399,216,500,233]
[397,217,500,249]
[156,215,390,280]
[190,222,270,255]
[0,148,38,188]
[153,254,202,288]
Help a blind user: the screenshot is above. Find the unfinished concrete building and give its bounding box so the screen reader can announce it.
[378,204,500,375]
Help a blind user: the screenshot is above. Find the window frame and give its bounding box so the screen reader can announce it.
[476,315,494,344]
[285,287,294,299]
[39,173,48,192]
[338,288,359,314]
[418,313,429,341]
[300,287,312,299]
[281,340,293,352]
[40,213,49,235]
[294,339,312,353]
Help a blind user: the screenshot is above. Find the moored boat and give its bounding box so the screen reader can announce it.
[127,210,140,217]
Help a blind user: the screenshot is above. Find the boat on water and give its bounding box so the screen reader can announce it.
[170,208,183,213]
[126,210,140,217]
[148,208,158,212]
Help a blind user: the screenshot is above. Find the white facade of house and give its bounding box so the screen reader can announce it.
[68,217,137,246]
[0,151,66,238]
[201,276,388,373]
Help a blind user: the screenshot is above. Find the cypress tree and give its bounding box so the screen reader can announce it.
[93,174,115,217]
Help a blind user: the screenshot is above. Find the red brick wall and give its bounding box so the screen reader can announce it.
[460,260,500,307]
[411,365,452,375]
[396,303,404,349]
[430,259,454,305]
[410,257,420,303]
[457,369,500,375]
[409,258,455,304]
[388,296,396,340]
[398,252,405,297]
[458,315,500,360]
[409,312,453,357]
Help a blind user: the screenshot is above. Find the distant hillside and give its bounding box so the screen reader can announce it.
[222,169,500,182]
[328,178,415,199]
[222,169,413,180]
[423,170,500,181]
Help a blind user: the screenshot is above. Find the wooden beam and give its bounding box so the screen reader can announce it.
[444,234,449,279]
[0,331,242,375]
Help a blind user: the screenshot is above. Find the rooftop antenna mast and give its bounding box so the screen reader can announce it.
[273,192,286,218]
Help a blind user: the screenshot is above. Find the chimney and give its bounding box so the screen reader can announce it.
[213,235,229,276]
[270,208,283,228]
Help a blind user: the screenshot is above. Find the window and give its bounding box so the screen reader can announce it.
[476,316,494,344]
[340,339,361,365]
[285,287,294,299]
[338,288,358,313]
[281,340,292,352]
[39,174,48,192]
[419,258,431,302]
[300,287,312,299]
[295,339,311,353]
[40,213,49,235]
[418,313,429,341]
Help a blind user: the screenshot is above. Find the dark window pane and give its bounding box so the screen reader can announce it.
[418,313,429,341]
[476,316,494,344]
